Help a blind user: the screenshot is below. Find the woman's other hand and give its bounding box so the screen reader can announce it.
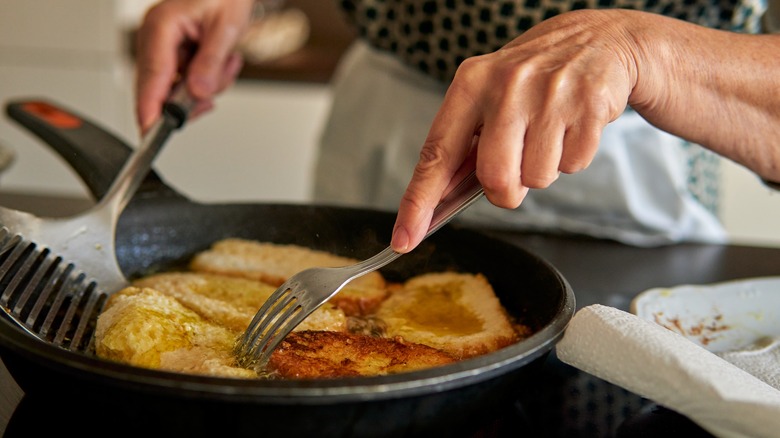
[135,0,255,134]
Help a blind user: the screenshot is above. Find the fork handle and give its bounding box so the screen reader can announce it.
[356,171,483,272]
[425,170,485,238]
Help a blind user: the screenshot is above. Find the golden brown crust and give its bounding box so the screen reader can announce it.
[189,239,388,316]
[268,331,456,379]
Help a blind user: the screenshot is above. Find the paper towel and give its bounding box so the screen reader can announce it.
[718,337,780,391]
[556,304,780,438]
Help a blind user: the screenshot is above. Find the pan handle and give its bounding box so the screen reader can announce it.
[5,99,180,201]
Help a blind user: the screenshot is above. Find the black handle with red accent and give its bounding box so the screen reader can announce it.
[5,99,168,202]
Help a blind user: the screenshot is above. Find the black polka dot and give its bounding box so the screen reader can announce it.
[543,7,560,19]
[495,24,508,39]
[337,0,751,84]
[415,40,431,53]
[479,7,492,22]
[499,2,515,16]
[516,16,534,31]
[457,34,469,49]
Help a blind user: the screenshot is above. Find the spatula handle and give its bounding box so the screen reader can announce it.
[5,100,137,201]
[98,82,195,214]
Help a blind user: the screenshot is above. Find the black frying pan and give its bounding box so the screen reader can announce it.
[0,99,574,437]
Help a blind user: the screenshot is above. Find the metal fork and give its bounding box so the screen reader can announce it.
[235,170,485,368]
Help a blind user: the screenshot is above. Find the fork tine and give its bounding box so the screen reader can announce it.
[244,297,302,361]
[241,286,296,345]
[236,287,297,359]
[252,309,311,367]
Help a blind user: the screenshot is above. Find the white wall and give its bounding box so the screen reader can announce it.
[0,0,135,198]
[152,81,331,203]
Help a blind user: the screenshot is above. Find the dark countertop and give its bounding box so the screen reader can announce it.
[1,192,779,437]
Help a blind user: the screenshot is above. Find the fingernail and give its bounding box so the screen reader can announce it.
[391,225,410,253]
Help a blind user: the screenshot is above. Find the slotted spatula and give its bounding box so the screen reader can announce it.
[0,85,194,353]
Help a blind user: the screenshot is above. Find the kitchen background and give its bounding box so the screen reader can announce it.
[1,0,779,247]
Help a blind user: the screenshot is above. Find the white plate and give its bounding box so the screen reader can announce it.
[631,276,780,353]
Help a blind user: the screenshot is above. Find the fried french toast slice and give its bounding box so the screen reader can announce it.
[95,287,256,378]
[267,330,455,379]
[189,238,389,315]
[375,272,520,359]
[132,272,347,333]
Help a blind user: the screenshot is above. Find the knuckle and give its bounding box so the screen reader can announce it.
[521,171,558,189]
[416,137,450,174]
[482,184,525,209]
[142,3,171,28]
[558,157,591,174]
[478,172,513,195]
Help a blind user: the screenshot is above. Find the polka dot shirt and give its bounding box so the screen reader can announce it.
[339,0,766,83]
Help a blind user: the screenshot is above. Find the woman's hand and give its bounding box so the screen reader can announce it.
[390,9,641,252]
[390,8,780,253]
[135,0,255,134]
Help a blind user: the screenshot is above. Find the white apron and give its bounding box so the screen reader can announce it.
[312,41,728,247]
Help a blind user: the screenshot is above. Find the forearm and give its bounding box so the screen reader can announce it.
[626,12,780,181]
